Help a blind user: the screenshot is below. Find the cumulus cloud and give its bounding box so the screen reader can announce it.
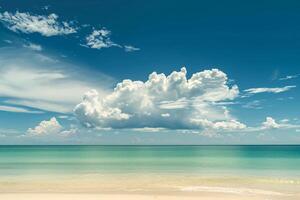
[27,117,62,136]
[244,86,296,94]
[85,28,120,49]
[258,117,300,130]
[26,117,78,137]
[191,119,246,131]
[0,10,138,52]
[0,11,76,36]
[262,117,280,129]
[74,67,243,131]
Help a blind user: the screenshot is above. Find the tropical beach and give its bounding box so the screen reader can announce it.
[1,1,300,199]
[0,194,289,200]
[0,146,299,199]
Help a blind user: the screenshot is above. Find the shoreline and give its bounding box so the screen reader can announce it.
[0,185,297,200]
[0,193,288,200]
[0,174,298,198]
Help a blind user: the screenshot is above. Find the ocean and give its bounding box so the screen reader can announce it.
[0,145,299,198]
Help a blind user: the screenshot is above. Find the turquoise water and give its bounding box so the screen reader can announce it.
[0,145,300,178]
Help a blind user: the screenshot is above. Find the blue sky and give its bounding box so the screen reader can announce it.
[0,0,299,144]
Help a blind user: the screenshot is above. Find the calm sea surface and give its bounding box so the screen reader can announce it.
[0,145,299,177]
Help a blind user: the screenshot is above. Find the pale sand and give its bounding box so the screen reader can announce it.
[0,193,275,200]
[1,175,299,200]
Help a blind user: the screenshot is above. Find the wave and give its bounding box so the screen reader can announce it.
[180,186,289,196]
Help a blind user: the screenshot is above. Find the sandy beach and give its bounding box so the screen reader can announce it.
[1,176,299,200]
[0,146,299,200]
[0,193,287,200]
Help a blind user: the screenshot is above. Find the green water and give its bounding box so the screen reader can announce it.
[0,145,300,177]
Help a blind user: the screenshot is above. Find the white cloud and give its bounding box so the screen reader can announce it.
[244,86,296,94]
[74,67,243,130]
[0,105,43,114]
[132,127,167,132]
[277,96,294,101]
[238,117,300,133]
[57,115,69,119]
[280,119,289,123]
[262,117,280,129]
[124,45,140,52]
[26,117,78,137]
[85,28,120,49]
[27,117,62,136]
[60,128,78,136]
[159,99,189,109]
[0,11,76,36]
[0,48,112,113]
[4,99,72,113]
[242,100,263,109]
[0,11,138,53]
[191,118,246,131]
[161,113,170,118]
[0,66,91,113]
[23,42,42,51]
[279,74,299,81]
[212,120,246,130]
[84,28,139,52]
[259,117,300,130]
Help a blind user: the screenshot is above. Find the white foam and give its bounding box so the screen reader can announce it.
[180,186,288,196]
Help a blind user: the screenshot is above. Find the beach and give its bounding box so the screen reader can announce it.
[0,193,283,200]
[1,1,300,199]
[0,145,299,199]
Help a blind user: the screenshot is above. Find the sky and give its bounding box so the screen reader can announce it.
[0,0,299,144]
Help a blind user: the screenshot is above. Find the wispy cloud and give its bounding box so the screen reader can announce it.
[242,100,263,109]
[279,74,299,81]
[0,105,43,114]
[0,48,113,113]
[0,11,77,36]
[42,5,50,11]
[23,42,42,51]
[244,85,296,94]
[4,99,72,114]
[270,69,280,81]
[3,39,12,44]
[124,45,140,52]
